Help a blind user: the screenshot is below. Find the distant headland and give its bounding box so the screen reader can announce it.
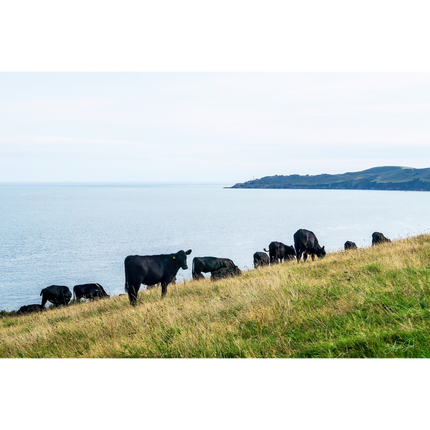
[229,166,430,191]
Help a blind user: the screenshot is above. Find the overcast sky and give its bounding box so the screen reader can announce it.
[1,72,429,184]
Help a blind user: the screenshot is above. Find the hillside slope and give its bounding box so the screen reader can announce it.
[1,234,430,358]
[230,166,430,191]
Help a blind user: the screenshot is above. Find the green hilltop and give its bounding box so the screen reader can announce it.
[230,166,430,191]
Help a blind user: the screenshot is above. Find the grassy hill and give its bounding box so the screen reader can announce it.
[230,166,430,191]
[1,234,430,358]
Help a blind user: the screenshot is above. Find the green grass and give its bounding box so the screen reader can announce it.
[1,234,430,358]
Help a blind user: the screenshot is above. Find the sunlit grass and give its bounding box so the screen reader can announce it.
[1,234,430,358]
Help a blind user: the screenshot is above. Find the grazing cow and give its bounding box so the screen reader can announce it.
[294,229,326,263]
[73,283,109,302]
[253,251,270,268]
[211,265,242,281]
[264,241,296,264]
[344,241,358,250]
[192,257,235,280]
[40,285,72,307]
[17,304,43,315]
[372,232,391,246]
[125,249,192,306]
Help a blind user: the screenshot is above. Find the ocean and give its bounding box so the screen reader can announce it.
[1,183,429,311]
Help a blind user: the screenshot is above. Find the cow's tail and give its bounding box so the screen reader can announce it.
[192,258,195,278]
[263,248,269,253]
[72,286,76,301]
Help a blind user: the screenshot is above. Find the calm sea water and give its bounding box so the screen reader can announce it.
[1,183,430,311]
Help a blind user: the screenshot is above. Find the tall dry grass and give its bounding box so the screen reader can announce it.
[1,234,430,358]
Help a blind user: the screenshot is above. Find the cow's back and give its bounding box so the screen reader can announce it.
[211,266,242,281]
[193,257,234,273]
[253,252,270,268]
[125,255,153,284]
[17,304,43,315]
[266,242,285,262]
[125,254,179,286]
[344,241,357,250]
[41,285,71,297]
[74,283,108,299]
[40,285,72,306]
[294,229,317,251]
[372,232,391,245]
[268,241,283,254]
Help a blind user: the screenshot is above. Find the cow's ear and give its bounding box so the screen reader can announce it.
[186,249,192,255]
[322,246,325,250]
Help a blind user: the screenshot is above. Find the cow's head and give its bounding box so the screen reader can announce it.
[174,249,192,270]
[317,246,326,258]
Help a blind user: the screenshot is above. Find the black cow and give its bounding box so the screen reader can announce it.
[40,285,72,307]
[125,249,192,305]
[192,257,235,280]
[211,265,242,281]
[253,251,270,268]
[294,229,326,263]
[73,283,109,302]
[264,242,296,264]
[17,304,44,315]
[344,241,358,250]
[372,232,391,246]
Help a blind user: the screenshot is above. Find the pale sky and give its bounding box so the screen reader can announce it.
[1,72,429,183]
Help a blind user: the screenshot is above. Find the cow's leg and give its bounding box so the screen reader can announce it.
[41,294,47,308]
[161,272,178,296]
[194,271,205,281]
[161,282,168,298]
[296,251,302,263]
[303,252,308,262]
[127,284,140,306]
[311,253,315,261]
